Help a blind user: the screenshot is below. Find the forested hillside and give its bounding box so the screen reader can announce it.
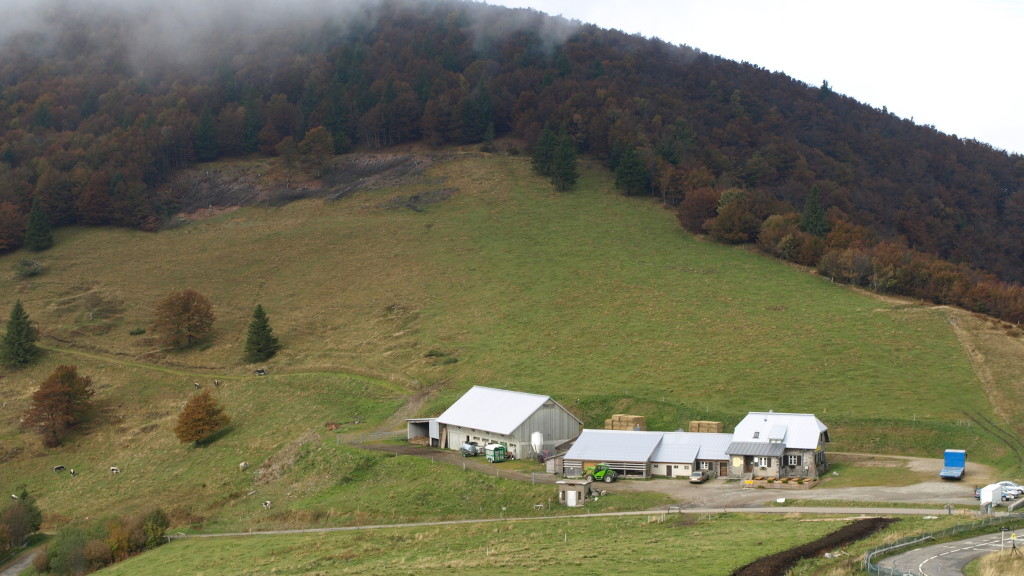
[1,0,1023,305]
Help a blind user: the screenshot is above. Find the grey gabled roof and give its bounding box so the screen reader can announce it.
[732,412,828,450]
[726,441,786,457]
[564,429,664,462]
[435,386,580,435]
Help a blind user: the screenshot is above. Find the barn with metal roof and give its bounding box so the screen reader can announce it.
[415,386,582,460]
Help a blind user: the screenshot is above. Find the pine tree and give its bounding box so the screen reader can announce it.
[244,304,279,363]
[0,300,39,368]
[800,185,829,237]
[615,145,649,196]
[194,106,219,162]
[174,390,231,446]
[551,126,578,191]
[531,124,557,177]
[24,197,53,251]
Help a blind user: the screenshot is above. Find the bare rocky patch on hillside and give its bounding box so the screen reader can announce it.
[171,152,456,220]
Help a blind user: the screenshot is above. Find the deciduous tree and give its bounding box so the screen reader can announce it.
[0,487,42,549]
[244,304,280,363]
[22,365,93,447]
[153,289,215,350]
[299,125,334,178]
[0,300,39,368]
[174,390,230,446]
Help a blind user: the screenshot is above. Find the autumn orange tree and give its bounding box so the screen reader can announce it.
[22,365,94,447]
[153,289,215,350]
[174,390,231,446]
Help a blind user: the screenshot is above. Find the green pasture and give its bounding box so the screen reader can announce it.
[0,151,1020,539]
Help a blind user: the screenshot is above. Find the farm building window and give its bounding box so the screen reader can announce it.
[700,461,710,470]
[787,455,802,466]
[755,457,770,468]
[753,431,760,439]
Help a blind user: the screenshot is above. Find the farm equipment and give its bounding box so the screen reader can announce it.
[584,463,618,483]
[485,443,507,463]
[460,442,479,457]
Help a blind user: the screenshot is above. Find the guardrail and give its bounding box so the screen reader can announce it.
[864,513,1024,574]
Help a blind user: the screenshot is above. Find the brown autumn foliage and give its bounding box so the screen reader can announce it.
[174,390,231,446]
[153,289,215,350]
[0,0,1022,326]
[21,365,94,447]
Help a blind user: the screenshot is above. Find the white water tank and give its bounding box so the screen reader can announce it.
[531,431,544,453]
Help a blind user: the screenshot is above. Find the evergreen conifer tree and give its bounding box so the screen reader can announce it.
[614,145,649,196]
[194,106,219,162]
[244,304,279,363]
[551,126,578,191]
[0,300,39,368]
[24,197,53,251]
[531,124,557,177]
[800,185,829,237]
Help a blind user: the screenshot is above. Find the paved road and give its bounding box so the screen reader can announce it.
[0,549,39,576]
[876,531,1021,575]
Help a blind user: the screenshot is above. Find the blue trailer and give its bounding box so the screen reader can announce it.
[939,449,966,480]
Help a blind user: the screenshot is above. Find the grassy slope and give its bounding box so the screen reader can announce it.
[0,151,1019,544]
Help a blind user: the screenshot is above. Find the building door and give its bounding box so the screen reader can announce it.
[720,462,728,477]
[666,465,673,477]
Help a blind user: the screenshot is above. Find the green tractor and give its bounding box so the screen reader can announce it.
[583,463,619,483]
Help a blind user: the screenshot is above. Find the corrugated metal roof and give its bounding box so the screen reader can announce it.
[435,386,580,435]
[732,412,828,450]
[693,432,733,461]
[650,432,734,462]
[650,432,699,463]
[564,429,664,462]
[727,441,786,457]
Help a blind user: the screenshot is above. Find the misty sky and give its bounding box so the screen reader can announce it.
[487,0,1024,156]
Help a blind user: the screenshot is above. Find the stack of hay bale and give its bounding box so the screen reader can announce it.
[688,421,723,433]
[605,414,647,431]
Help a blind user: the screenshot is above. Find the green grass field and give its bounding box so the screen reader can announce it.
[1,150,1021,573]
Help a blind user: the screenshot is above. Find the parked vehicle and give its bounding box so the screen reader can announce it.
[460,442,479,457]
[938,449,966,480]
[689,470,710,484]
[583,463,618,483]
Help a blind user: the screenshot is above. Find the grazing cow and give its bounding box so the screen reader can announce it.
[193,382,201,390]
[239,461,249,471]
[69,469,76,477]
[262,500,271,510]
[255,368,268,376]
[214,379,222,388]
[54,465,66,472]
[110,467,120,475]
[10,494,18,500]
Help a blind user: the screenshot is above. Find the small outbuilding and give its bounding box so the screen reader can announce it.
[557,479,594,507]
